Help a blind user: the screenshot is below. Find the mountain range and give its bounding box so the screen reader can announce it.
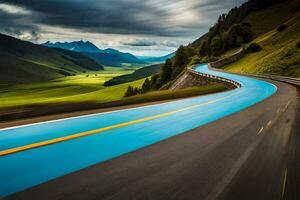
[43,41,100,53]
[43,41,145,67]
[43,41,174,67]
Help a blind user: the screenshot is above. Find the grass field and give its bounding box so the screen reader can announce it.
[0,82,228,122]
[222,0,300,77]
[0,65,229,121]
[0,67,136,109]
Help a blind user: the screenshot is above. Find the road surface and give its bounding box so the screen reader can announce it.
[1,64,297,199]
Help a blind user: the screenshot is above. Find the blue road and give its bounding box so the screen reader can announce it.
[0,64,277,197]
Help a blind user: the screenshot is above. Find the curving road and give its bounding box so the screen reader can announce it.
[0,64,297,199]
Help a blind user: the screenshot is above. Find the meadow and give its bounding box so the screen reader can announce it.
[0,67,228,121]
[0,67,136,109]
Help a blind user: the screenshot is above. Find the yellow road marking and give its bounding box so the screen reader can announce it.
[257,127,264,135]
[284,101,291,111]
[0,91,241,156]
[277,108,281,114]
[267,120,272,128]
[282,168,287,198]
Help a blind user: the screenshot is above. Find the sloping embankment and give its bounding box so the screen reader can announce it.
[170,48,244,90]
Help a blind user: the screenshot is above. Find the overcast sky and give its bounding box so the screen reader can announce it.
[0,0,245,56]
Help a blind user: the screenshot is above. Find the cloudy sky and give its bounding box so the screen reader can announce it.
[0,0,245,56]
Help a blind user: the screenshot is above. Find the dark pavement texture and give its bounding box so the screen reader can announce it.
[5,80,298,200]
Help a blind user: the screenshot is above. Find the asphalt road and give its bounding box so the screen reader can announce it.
[1,65,298,199]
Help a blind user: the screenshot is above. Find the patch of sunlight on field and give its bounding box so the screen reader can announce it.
[0,68,139,108]
[255,30,276,44]
[220,48,241,59]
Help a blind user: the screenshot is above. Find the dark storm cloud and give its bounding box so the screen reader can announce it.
[0,0,246,37]
[0,0,248,42]
[2,0,175,36]
[0,3,40,41]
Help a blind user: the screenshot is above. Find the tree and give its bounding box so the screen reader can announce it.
[227,24,252,47]
[246,43,262,53]
[133,87,139,95]
[150,74,162,90]
[297,41,300,49]
[174,45,188,67]
[124,85,134,97]
[210,36,224,56]
[277,24,287,32]
[172,45,189,79]
[124,85,141,97]
[184,46,196,58]
[161,59,172,83]
[141,78,151,93]
[199,39,210,56]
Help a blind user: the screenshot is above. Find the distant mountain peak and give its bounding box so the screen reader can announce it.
[103,48,120,54]
[42,40,146,67]
[42,40,101,53]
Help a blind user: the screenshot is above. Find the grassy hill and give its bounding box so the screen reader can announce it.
[223,0,300,77]
[0,69,139,109]
[137,0,300,92]
[0,33,104,84]
[104,64,162,86]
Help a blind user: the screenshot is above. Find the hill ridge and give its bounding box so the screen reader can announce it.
[0,33,104,84]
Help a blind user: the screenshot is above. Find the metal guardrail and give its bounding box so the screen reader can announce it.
[246,74,300,86]
[187,65,242,89]
[185,47,244,89]
[189,64,300,88]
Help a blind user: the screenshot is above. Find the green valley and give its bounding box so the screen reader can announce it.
[0,65,227,121]
[0,68,135,109]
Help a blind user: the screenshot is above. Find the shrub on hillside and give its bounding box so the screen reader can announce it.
[58,69,72,76]
[277,24,287,32]
[246,43,262,53]
[297,41,300,49]
[189,55,201,65]
[124,85,140,97]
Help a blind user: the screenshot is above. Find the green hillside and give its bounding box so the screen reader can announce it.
[223,0,300,77]
[0,73,227,121]
[104,64,162,86]
[0,33,104,84]
[137,0,300,92]
[0,71,142,109]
